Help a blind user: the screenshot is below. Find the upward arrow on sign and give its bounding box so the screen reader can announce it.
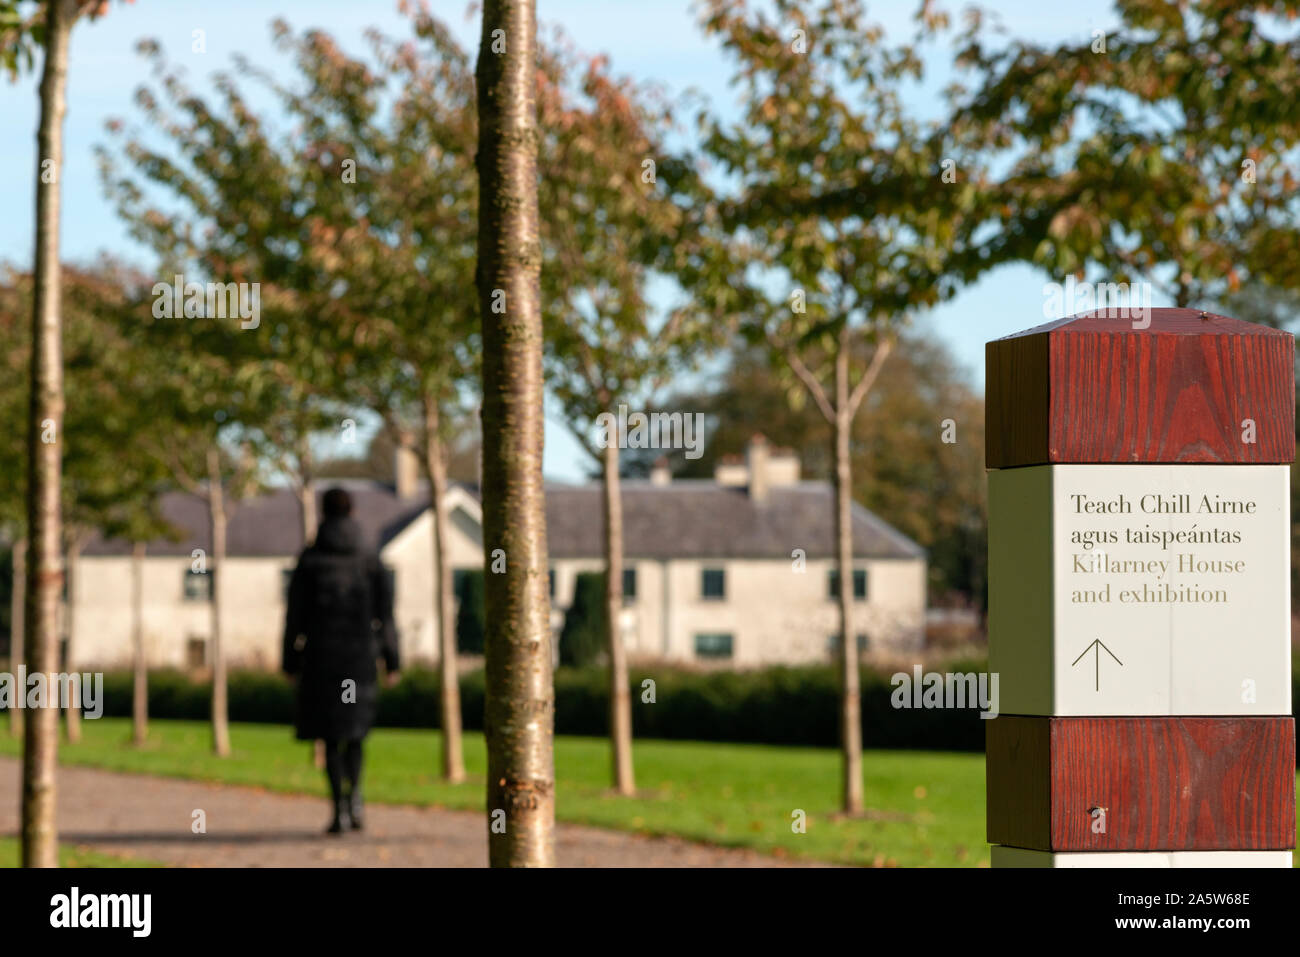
[1072,638,1124,692]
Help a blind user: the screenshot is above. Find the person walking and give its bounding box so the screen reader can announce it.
[283,487,400,834]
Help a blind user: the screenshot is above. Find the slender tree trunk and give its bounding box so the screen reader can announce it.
[424,406,466,783]
[295,455,321,768]
[476,0,555,867]
[9,539,25,740]
[601,440,635,795]
[292,478,322,769]
[296,439,316,547]
[295,451,324,770]
[297,485,316,547]
[833,346,863,815]
[207,447,231,757]
[23,0,75,869]
[131,540,148,746]
[62,531,81,743]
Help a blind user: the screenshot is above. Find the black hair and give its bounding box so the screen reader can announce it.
[322,487,353,519]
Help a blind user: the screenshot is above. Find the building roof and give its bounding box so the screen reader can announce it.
[81,480,428,558]
[545,480,923,560]
[83,477,924,562]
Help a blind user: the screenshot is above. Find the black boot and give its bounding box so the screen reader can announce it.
[343,739,365,831]
[348,788,364,831]
[326,798,347,835]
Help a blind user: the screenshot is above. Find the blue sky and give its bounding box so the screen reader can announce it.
[0,0,1152,480]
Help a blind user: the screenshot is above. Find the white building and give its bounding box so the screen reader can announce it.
[70,438,926,670]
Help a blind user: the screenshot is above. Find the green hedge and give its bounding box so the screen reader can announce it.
[454,570,485,655]
[30,656,1300,754]
[73,659,991,751]
[558,572,606,667]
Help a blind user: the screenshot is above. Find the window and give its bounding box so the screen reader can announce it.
[827,568,867,601]
[548,569,556,599]
[186,637,207,669]
[694,633,733,659]
[183,569,212,601]
[701,567,725,600]
[828,633,870,654]
[622,567,637,604]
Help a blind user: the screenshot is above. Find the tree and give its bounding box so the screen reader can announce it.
[13,0,77,870]
[1216,283,1300,604]
[955,2,1300,618]
[686,0,987,811]
[959,0,1300,308]
[248,388,339,549]
[476,0,554,867]
[121,310,267,759]
[62,265,179,745]
[686,0,986,814]
[537,41,707,796]
[1,264,179,745]
[98,36,361,759]
[672,332,988,608]
[98,282,269,759]
[2,0,140,870]
[99,16,481,782]
[52,350,180,743]
[282,16,481,783]
[0,291,26,740]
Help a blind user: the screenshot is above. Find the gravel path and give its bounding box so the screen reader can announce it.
[0,757,827,867]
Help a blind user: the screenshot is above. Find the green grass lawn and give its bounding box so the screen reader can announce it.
[2,719,1296,867]
[0,837,158,868]
[0,717,987,866]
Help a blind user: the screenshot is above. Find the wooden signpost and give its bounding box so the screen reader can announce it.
[985,308,1296,867]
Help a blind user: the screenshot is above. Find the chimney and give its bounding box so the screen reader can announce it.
[713,455,748,487]
[768,447,801,485]
[747,434,770,503]
[395,441,420,500]
[650,457,671,486]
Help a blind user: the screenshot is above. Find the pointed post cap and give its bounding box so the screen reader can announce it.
[986,308,1295,468]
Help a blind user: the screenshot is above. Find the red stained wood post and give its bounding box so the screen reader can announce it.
[985,308,1296,867]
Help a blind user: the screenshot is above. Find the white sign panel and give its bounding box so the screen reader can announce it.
[990,464,1291,716]
[991,847,1293,869]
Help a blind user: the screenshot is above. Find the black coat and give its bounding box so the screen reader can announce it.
[282,516,399,741]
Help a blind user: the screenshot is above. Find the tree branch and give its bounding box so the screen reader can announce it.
[779,336,837,424]
[847,333,894,418]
